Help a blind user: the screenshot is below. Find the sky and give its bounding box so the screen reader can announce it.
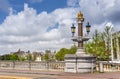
[0,0,120,55]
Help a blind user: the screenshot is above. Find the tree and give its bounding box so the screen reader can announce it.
[0,55,10,60]
[69,45,77,54]
[26,54,32,61]
[44,53,50,61]
[10,54,19,61]
[4,54,11,60]
[0,56,2,60]
[85,29,109,61]
[103,26,113,59]
[55,48,69,61]
[25,50,32,61]
[20,57,26,61]
[55,45,77,61]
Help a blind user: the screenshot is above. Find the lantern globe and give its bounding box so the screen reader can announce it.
[71,24,76,36]
[86,22,91,34]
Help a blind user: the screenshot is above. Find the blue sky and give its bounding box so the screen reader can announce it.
[0,0,67,24]
[10,0,67,13]
[0,0,120,54]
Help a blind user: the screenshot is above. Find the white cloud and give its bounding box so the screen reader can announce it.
[67,0,79,7]
[77,0,120,25]
[0,4,76,54]
[0,0,120,54]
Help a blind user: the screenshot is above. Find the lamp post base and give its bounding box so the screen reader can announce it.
[65,48,96,73]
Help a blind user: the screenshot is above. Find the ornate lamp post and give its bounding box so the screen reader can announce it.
[65,11,96,73]
[71,11,91,49]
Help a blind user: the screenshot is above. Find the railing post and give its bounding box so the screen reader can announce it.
[91,59,94,73]
[99,62,104,73]
[76,56,77,73]
[29,61,31,70]
[13,61,15,69]
[46,61,49,71]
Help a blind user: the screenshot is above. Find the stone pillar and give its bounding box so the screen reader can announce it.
[99,62,104,73]
[116,37,120,60]
[116,38,119,60]
[111,38,114,61]
[78,22,83,48]
[77,12,84,49]
[113,38,117,60]
[118,37,120,60]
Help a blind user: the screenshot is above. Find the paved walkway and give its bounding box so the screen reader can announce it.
[0,69,120,79]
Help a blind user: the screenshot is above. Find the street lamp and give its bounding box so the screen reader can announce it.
[65,11,96,73]
[71,22,91,36]
[86,22,91,35]
[71,24,76,37]
[71,11,91,49]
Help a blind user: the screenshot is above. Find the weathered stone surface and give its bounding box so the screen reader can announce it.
[65,49,96,73]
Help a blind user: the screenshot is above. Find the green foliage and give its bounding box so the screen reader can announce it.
[44,53,50,61]
[55,48,69,61]
[0,54,19,61]
[85,28,111,61]
[103,26,112,54]
[41,55,45,61]
[4,54,11,60]
[69,45,77,54]
[10,54,19,61]
[20,57,26,61]
[55,45,77,61]
[85,42,109,60]
[32,54,36,61]
[26,54,32,61]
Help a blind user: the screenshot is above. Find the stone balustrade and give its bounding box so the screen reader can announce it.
[96,61,120,72]
[0,61,65,72]
[1,60,120,73]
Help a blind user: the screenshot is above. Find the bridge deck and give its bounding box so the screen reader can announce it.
[0,69,119,79]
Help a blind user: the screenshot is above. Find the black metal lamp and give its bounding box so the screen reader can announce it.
[86,22,91,34]
[71,24,76,37]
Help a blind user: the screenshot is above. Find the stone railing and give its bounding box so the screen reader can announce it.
[0,61,65,72]
[96,61,120,72]
[1,60,120,73]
